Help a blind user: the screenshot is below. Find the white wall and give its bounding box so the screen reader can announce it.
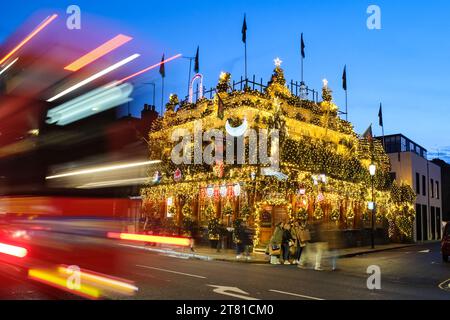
[387,152,442,241]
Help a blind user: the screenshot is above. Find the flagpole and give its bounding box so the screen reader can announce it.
[343,65,348,121]
[301,55,304,84]
[188,58,192,95]
[381,103,385,150]
[244,41,247,83]
[300,33,305,84]
[345,89,348,121]
[242,14,248,84]
[161,77,164,115]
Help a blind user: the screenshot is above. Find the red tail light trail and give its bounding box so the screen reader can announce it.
[116,53,182,84]
[0,242,28,258]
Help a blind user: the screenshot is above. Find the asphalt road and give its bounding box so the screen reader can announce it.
[1,242,449,300]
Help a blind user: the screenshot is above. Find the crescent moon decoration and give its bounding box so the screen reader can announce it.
[225,117,248,137]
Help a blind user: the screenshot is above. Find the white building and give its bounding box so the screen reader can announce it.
[380,134,442,241]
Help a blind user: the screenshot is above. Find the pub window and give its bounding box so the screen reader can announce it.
[416,172,420,194]
[422,175,426,196]
[431,179,434,198]
[401,137,407,152]
[436,181,440,199]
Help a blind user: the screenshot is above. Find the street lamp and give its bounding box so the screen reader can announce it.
[369,164,376,176]
[369,163,376,249]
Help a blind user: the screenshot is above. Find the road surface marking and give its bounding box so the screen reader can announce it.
[120,244,212,261]
[207,285,259,300]
[418,249,430,253]
[269,289,325,300]
[165,254,190,259]
[438,279,450,292]
[136,265,206,279]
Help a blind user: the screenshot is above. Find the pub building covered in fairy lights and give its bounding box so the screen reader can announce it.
[141,61,416,249]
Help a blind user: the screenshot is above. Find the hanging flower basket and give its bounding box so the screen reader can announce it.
[297,207,308,221]
[240,203,251,220]
[207,217,222,241]
[313,206,324,220]
[330,208,340,222]
[223,202,233,217]
[346,207,355,228]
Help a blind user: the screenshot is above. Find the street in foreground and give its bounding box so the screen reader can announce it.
[1,242,448,300]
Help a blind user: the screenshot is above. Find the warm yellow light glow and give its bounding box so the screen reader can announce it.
[77,177,148,189]
[107,232,191,246]
[58,266,138,295]
[46,160,161,180]
[28,269,101,299]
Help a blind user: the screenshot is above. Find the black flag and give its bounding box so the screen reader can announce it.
[301,33,305,59]
[194,46,199,73]
[342,65,347,91]
[378,103,383,127]
[242,14,247,43]
[159,54,165,78]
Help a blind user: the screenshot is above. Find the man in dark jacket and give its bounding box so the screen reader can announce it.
[234,219,246,259]
[281,223,294,264]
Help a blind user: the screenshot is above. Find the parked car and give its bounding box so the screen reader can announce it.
[442,223,450,262]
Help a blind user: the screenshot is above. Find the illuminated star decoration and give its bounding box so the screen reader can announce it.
[219,71,227,80]
[274,57,282,67]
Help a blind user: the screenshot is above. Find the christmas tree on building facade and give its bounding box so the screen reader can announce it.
[141,59,416,248]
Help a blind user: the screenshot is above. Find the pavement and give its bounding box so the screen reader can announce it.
[117,242,417,263]
[1,242,449,300]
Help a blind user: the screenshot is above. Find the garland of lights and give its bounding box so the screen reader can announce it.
[141,63,417,244]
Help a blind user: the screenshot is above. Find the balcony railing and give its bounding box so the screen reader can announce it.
[182,75,319,104]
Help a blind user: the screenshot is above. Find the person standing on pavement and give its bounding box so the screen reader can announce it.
[310,220,327,271]
[233,219,246,259]
[269,222,283,264]
[281,223,294,265]
[243,221,254,261]
[291,220,307,264]
[298,219,324,270]
[323,222,343,271]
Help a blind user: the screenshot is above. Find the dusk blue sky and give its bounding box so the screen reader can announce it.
[2,1,450,161]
